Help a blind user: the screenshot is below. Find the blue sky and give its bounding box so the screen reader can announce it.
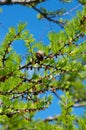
[0,0,81,44]
[0,0,84,119]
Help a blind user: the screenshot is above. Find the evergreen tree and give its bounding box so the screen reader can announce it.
[0,0,86,129]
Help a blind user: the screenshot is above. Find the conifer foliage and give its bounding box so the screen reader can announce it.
[0,0,86,129]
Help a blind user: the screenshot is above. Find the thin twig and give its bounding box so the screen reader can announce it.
[31,5,65,28]
[62,4,81,16]
[73,103,86,108]
[52,91,62,101]
[44,114,60,122]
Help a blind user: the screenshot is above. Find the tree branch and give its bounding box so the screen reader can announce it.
[44,114,60,122]
[31,5,65,28]
[52,91,62,101]
[0,0,38,5]
[73,103,86,108]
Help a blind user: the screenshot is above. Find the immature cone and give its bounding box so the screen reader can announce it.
[36,50,44,61]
